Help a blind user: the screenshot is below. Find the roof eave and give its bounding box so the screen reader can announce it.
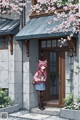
[15,31,75,41]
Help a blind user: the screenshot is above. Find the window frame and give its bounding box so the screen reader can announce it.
[30,0,78,18]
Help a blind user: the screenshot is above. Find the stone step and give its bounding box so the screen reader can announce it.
[31,107,60,116]
[8,110,69,120]
[9,110,51,120]
[9,110,69,120]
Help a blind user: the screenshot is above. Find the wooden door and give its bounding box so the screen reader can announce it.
[40,49,65,107]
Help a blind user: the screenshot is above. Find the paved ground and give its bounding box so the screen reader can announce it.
[8,110,70,120]
[8,116,69,120]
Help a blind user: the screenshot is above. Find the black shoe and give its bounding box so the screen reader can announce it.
[42,106,45,110]
[39,106,44,110]
[39,107,45,110]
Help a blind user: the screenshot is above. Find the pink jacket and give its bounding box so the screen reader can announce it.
[33,70,47,84]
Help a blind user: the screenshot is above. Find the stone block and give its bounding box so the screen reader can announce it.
[74,110,80,120]
[8,84,15,94]
[0,83,8,88]
[0,108,5,112]
[65,93,71,98]
[23,83,29,93]
[0,104,20,114]
[65,86,70,94]
[9,93,15,100]
[15,83,22,94]
[65,79,71,87]
[0,62,8,71]
[30,93,37,103]
[15,62,22,72]
[60,108,66,118]
[14,94,22,108]
[73,87,78,99]
[15,72,22,83]
[15,50,22,62]
[4,104,19,113]
[30,102,38,109]
[23,93,29,103]
[0,50,8,62]
[23,62,29,72]
[60,108,75,120]
[23,101,29,110]
[0,71,8,83]
[9,72,15,83]
[23,72,29,84]
[9,61,15,72]
[23,93,29,109]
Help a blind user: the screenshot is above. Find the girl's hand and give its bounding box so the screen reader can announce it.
[43,79,46,82]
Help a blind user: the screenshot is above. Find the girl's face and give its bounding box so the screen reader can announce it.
[41,66,45,70]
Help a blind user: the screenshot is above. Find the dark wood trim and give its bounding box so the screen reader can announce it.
[39,39,66,107]
[30,8,67,18]
[23,40,29,57]
[8,35,13,55]
[30,0,78,18]
[32,0,37,5]
[39,37,76,57]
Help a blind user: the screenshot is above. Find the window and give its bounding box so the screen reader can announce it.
[32,0,78,6]
[0,38,8,49]
[31,0,78,18]
[41,40,68,48]
[2,88,9,96]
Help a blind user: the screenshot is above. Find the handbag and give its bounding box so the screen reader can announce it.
[32,80,35,85]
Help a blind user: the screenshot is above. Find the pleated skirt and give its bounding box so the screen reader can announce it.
[35,83,45,91]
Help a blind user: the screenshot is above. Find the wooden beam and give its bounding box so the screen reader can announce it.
[67,37,76,56]
[8,35,13,55]
[23,40,29,57]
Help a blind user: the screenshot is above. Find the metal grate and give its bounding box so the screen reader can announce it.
[0,112,8,120]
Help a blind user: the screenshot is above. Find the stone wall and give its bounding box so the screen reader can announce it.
[65,52,74,98]
[22,39,38,110]
[65,36,80,101]
[0,47,9,89]
[73,36,79,102]
[29,40,39,109]
[9,40,23,109]
[22,42,30,110]
[0,39,23,109]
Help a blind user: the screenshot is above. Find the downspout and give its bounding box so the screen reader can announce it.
[22,41,23,109]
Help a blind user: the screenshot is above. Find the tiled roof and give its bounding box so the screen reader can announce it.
[0,17,19,35]
[16,15,77,40]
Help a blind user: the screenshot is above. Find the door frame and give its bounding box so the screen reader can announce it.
[38,39,68,107]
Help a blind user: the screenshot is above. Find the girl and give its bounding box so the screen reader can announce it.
[33,60,47,110]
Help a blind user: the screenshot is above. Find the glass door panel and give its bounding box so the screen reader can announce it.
[50,52,59,100]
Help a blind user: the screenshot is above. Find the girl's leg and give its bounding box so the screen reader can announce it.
[40,91,45,110]
[36,91,43,110]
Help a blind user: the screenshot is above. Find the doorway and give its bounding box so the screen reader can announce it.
[39,40,66,107]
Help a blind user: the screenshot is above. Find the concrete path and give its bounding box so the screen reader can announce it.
[8,110,70,120]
